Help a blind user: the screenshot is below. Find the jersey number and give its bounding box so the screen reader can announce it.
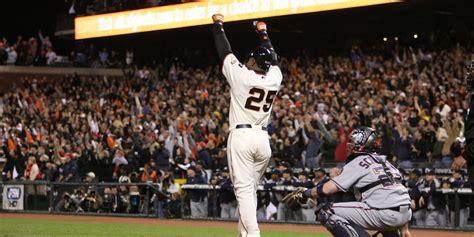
[244,88,277,112]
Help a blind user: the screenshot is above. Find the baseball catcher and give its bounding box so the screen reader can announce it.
[283,127,412,237]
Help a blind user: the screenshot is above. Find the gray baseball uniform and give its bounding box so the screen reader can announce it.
[329,153,412,231]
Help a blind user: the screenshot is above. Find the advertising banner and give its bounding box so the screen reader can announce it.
[75,0,400,39]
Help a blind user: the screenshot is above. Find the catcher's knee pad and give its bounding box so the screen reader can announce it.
[315,203,333,225]
[316,204,370,237]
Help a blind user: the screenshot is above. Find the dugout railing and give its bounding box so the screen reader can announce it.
[1,181,473,230]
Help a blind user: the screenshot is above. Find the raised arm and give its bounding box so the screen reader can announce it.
[212,14,233,62]
[253,21,278,65]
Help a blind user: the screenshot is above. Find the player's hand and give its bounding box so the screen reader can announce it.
[212,14,224,23]
[282,187,308,206]
[253,21,267,33]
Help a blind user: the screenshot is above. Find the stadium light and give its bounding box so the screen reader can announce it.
[413,34,418,39]
[383,37,388,42]
[394,37,398,41]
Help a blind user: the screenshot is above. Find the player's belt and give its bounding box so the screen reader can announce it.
[235,124,267,131]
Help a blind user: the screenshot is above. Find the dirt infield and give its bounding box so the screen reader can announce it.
[1,213,473,237]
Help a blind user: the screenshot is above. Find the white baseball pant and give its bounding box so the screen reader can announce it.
[227,126,271,237]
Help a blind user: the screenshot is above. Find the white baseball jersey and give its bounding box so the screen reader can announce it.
[222,53,282,128]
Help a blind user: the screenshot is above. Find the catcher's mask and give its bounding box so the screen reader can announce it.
[245,46,272,73]
[347,127,381,157]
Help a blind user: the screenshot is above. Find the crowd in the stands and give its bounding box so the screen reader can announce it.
[0,33,471,225]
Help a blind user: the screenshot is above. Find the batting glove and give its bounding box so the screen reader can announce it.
[212,14,224,24]
[253,21,267,33]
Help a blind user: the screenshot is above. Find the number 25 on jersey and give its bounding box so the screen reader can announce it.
[244,87,277,112]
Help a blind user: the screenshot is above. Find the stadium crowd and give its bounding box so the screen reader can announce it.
[0,30,129,69]
[0,37,472,225]
[0,30,58,67]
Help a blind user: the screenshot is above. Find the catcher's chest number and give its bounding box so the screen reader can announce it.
[244,88,277,112]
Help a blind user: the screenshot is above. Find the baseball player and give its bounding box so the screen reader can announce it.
[211,14,282,237]
[283,127,412,237]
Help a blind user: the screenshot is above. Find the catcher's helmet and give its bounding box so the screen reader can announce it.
[247,46,272,72]
[347,127,380,154]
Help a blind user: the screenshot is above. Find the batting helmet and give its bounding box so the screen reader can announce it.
[247,46,272,72]
[347,127,380,154]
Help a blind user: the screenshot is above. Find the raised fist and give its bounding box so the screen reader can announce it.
[253,21,267,33]
[212,14,224,23]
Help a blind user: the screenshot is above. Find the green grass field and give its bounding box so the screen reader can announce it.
[0,218,330,237]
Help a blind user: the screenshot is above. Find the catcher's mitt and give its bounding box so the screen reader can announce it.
[282,187,315,206]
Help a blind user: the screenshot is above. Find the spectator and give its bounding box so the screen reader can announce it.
[446,170,470,227]
[84,172,96,183]
[277,169,301,221]
[43,160,58,182]
[102,186,128,213]
[407,169,425,226]
[125,48,133,66]
[0,41,7,65]
[151,142,170,171]
[6,44,17,65]
[26,37,38,65]
[55,188,84,212]
[313,167,328,186]
[45,47,57,65]
[112,150,128,167]
[412,130,429,161]
[2,145,26,180]
[38,30,52,50]
[140,161,157,182]
[195,161,209,183]
[451,141,467,171]
[441,117,461,168]
[80,190,102,212]
[15,38,27,65]
[302,114,323,168]
[25,156,41,181]
[196,142,211,170]
[58,155,80,182]
[99,48,108,66]
[262,169,282,220]
[394,125,415,168]
[218,167,237,219]
[186,166,207,218]
[420,169,446,226]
